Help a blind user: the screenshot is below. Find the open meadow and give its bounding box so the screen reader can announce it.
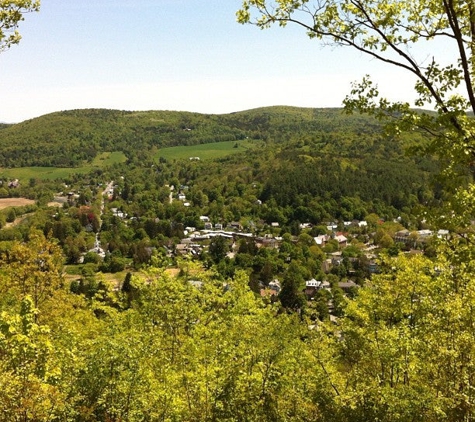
[0,152,128,181]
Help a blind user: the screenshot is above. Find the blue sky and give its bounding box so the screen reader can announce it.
[0,0,417,123]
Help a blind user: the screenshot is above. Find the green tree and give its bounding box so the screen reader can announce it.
[279,261,306,312]
[6,207,16,223]
[328,252,475,420]
[208,235,230,263]
[0,231,64,314]
[0,0,40,52]
[237,0,475,231]
[378,232,394,249]
[0,297,66,420]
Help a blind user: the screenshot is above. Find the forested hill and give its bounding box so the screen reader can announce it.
[0,106,388,167]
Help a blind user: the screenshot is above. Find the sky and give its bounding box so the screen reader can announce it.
[0,0,419,123]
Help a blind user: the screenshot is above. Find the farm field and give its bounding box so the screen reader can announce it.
[154,139,258,161]
[0,151,127,181]
[0,198,35,209]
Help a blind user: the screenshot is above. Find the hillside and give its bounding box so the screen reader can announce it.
[0,106,387,167]
[0,105,437,224]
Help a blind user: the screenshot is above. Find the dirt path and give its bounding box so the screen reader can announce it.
[3,215,29,229]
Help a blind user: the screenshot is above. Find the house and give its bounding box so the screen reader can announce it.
[200,215,210,222]
[322,259,333,273]
[437,229,449,238]
[330,251,343,266]
[260,280,280,298]
[338,280,358,294]
[394,229,411,244]
[175,244,189,255]
[306,279,321,289]
[314,234,329,246]
[260,288,278,298]
[175,240,202,256]
[335,233,348,248]
[111,208,126,219]
[304,279,322,298]
[269,280,281,293]
[368,261,379,274]
[229,221,243,230]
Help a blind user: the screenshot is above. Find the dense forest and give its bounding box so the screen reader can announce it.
[1,230,474,421]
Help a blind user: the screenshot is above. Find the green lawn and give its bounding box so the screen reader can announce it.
[154,140,257,161]
[0,166,90,180]
[91,151,127,166]
[0,151,127,181]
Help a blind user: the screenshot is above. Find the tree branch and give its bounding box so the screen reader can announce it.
[443,0,475,114]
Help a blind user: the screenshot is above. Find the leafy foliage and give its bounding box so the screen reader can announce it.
[0,0,40,52]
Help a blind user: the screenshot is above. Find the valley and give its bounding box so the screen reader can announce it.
[0,106,466,421]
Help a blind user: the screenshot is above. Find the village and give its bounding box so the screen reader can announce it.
[42,179,450,303]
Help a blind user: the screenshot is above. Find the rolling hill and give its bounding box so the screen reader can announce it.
[0,106,387,168]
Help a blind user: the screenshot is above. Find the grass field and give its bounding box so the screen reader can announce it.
[0,166,89,180]
[0,152,128,181]
[91,151,127,167]
[154,140,257,161]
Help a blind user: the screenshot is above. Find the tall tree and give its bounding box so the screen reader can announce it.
[279,261,306,311]
[208,235,230,263]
